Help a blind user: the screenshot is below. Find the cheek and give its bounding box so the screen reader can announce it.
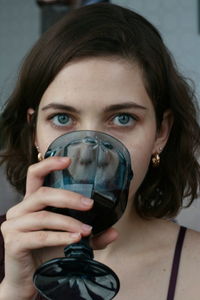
[35,121,56,155]
[128,151,151,199]
[125,137,155,199]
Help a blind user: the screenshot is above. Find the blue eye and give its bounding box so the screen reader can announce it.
[51,114,72,126]
[113,114,135,126]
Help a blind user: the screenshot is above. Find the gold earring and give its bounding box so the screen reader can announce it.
[152,153,160,167]
[36,146,43,161]
[37,152,43,162]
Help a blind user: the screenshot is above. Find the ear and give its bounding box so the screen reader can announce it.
[152,110,174,154]
[27,108,35,123]
[27,108,37,147]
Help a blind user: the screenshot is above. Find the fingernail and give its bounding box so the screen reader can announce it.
[81,197,93,207]
[70,232,81,239]
[82,224,93,233]
[58,157,69,163]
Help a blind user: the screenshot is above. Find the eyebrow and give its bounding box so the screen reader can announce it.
[102,102,147,113]
[41,101,147,113]
[41,103,81,113]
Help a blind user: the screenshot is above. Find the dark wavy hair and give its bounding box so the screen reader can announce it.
[0,3,200,218]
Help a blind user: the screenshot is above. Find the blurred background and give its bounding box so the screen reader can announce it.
[0,0,200,230]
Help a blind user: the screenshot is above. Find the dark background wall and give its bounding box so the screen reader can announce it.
[0,0,40,106]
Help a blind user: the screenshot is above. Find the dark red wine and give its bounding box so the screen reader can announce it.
[46,189,128,235]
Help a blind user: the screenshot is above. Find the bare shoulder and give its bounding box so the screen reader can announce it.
[176,227,200,299]
[184,227,200,258]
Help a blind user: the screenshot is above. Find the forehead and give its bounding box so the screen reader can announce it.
[39,57,153,110]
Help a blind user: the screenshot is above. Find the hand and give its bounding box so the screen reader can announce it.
[0,156,118,299]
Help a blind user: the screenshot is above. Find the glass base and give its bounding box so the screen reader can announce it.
[33,257,120,300]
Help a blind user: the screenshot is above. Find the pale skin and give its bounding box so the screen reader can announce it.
[1,57,200,300]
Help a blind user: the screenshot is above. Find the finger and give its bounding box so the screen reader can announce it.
[6,187,93,219]
[25,156,71,196]
[3,211,92,236]
[4,231,82,257]
[91,227,118,250]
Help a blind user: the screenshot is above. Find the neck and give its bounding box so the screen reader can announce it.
[94,198,177,261]
[107,199,148,252]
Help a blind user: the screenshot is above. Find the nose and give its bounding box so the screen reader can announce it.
[77,119,103,133]
[97,147,110,167]
[76,137,113,167]
[78,137,98,165]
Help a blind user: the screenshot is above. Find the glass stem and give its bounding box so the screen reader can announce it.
[64,236,94,260]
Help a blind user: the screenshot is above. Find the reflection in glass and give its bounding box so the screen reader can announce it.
[34,130,133,300]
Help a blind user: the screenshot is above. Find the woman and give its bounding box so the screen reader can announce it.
[0,3,200,300]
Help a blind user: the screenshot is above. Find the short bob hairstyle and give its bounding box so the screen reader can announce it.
[0,3,200,219]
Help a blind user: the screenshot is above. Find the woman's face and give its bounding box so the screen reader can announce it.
[29,57,172,199]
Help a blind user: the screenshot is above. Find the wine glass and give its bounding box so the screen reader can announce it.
[33,130,133,300]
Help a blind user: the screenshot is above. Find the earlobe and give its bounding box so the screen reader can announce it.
[153,110,174,153]
[27,108,38,147]
[27,108,35,124]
